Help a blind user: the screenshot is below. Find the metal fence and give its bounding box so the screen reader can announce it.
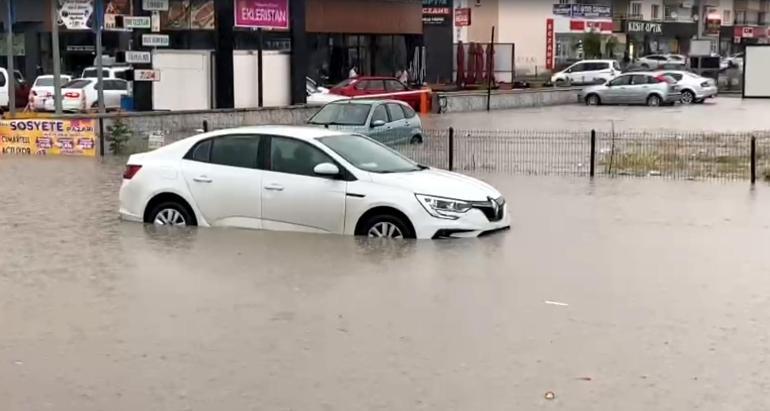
[392,128,770,183]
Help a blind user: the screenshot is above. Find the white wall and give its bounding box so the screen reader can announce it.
[497,1,553,75]
[233,51,291,109]
[152,50,212,111]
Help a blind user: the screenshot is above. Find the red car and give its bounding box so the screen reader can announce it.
[328,76,421,109]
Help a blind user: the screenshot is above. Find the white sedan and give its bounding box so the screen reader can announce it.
[29,74,72,111]
[119,126,510,239]
[44,78,129,112]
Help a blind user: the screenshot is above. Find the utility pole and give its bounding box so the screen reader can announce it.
[6,0,14,116]
[51,0,62,114]
[95,0,105,114]
[696,0,705,40]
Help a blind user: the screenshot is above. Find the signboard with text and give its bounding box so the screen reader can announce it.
[143,0,169,11]
[234,0,290,29]
[104,0,134,30]
[422,0,452,26]
[570,4,611,18]
[135,69,161,81]
[627,20,662,33]
[125,51,152,64]
[59,0,94,30]
[142,34,170,47]
[0,119,96,157]
[123,16,152,29]
[545,18,554,71]
[454,8,471,27]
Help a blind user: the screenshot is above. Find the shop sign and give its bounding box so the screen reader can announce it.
[67,45,96,52]
[0,119,96,157]
[570,4,611,18]
[545,18,555,70]
[143,0,169,11]
[234,0,290,30]
[422,0,452,26]
[104,0,134,30]
[454,8,471,27]
[627,20,662,33]
[59,0,94,30]
[553,4,572,16]
[734,26,767,39]
[123,16,152,29]
[125,51,152,64]
[142,34,170,47]
[162,0,215,30]
[135,69,161,81]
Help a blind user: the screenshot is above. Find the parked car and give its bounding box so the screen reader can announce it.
[118,126,510,239]
[580,72,681,107]
[328,76,421,109]
[81,65,132,80]
[636,54,687,70]
[28,74,73,111]
[306,79,346,106]
[44,78,130,112]
[307,100,423,145]
[0,68,31,110]
[306,76,329,94]
[550,60,621,86]
[723,52,744,70]
[655,70,717,104]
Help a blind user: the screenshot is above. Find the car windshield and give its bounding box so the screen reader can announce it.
[308,103,371,126]
[332,78,355,88]
[319,134,422,173]
[63,79,92,89]
[82,69,108,78]
[35,78,55,87]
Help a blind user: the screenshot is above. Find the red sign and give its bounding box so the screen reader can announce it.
[234,0,289,30]
[734,26,767,39]
[454,8,471,27]
[546,18,555,70]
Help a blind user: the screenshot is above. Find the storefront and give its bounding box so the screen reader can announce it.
[723,25,770,55]
[614,19,697,59]
[551,3,614,68]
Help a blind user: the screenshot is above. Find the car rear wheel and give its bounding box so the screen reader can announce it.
[149,202,194,227]
[410,134,423,145]
[585,94,601,106]
[554,79,569,87]
[647,94,662,107]
[680,90,695,104]
[361,214,414,239]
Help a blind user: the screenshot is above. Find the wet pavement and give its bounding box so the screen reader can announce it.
[2,157,770,410]
[427,97,770,132]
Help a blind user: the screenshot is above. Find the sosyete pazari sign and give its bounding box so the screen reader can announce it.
[0,119,97,157]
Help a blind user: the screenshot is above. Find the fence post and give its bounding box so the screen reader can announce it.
[590,129,596,178]
[751,135,757,185]
[98,117,105,157]
[448,127,455,171]
[202,120,209,133]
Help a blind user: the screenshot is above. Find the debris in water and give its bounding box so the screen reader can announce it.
[545,300,569,306]
[577,376,592,381]
[544,391,556,400]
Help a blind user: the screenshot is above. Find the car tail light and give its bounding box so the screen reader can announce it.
[123,164,142,179]
[64,92,80,99]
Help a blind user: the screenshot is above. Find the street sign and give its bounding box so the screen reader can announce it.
[124,16,152,29]
[142,0,168,11]
[142,34,170,47]
[125,51,152,64]
[135,69,161,82]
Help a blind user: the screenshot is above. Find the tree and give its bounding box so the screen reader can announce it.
[583,31,602,59]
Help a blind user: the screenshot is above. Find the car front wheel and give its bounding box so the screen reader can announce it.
[361,214,415,239]
[585,94,601,106]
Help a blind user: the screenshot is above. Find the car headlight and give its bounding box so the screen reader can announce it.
[415,194,472,220]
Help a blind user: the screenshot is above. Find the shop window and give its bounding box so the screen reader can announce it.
[651,4,660,20]
[630,2,642,18]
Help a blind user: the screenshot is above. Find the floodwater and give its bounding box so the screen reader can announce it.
[427,97,770,132]
[2,156,770,410]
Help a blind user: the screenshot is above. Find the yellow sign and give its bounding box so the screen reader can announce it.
[0,119,97,157]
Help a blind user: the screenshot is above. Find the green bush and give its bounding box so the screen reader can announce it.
[106,118,132,155]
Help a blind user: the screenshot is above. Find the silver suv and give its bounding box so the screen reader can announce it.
[580,72,681,107]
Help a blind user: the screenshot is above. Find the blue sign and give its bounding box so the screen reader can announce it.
[571,4,611,18]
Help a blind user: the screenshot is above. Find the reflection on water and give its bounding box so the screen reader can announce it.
[2,157,770,410]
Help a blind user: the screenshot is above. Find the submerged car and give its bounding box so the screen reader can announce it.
[580,72,681,107]
[119,126,509,239]
[308,100,423,145]
[655,70,717,104]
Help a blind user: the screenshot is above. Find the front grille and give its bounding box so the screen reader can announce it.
[471,196,506,222]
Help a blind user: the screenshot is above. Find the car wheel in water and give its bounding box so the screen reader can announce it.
[585,94,600,106]
[695,98,705,104]
[647,94,661,107]
[362,214,414,239]
[410,135,423,145]
[149,202,194,227]
[554,79,568,87]
[680,90,695,104]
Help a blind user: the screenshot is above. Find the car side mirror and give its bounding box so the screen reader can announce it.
[371,119,386,128]
[313,162,340,177]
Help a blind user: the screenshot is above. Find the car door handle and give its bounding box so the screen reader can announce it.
[264,183,284,191]
[193,176,212,183]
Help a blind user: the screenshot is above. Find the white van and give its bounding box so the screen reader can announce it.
[551,60,621,86]
[81,65,132,81]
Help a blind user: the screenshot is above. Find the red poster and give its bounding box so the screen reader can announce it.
[545,18,555,70]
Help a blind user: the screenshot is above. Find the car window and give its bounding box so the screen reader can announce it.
[365,80,385,91]
[569,63,586,72]
[386,104,405,122]
[333,78,355,88]
[0,72,6,87]
[210,135,261,169]
[185,139,212,162]
[320,134,421,173]
[613,61,622,71]
[664,72,683,81]
[588,62,608,71]
[402,104,416,118]
[63,79,92,89]
[631,74,652,85]
[354,80,368,90]
[270,136,334,177]
[385,80,406,92]
[371,104,389,123]
[308,103,372,126]
[114,70,129,80]
[608,75,631,86]
[82,69,109,78]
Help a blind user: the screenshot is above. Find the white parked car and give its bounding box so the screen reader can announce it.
[551,60,621,86]
[119,126,510,239]
[306,81,346,106]
[44,78,130,112]
[655,70,717,104]
[637,54,687,70]
[81,65,132,80]
[28,74,72,111]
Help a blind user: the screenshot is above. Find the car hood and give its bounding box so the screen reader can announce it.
[370,168,501,201]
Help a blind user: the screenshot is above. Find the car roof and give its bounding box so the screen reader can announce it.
[327,98,406,105]
[205,125,352,142]
[351,76,398,81]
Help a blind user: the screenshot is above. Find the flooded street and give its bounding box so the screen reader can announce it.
[3,157,770,410]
